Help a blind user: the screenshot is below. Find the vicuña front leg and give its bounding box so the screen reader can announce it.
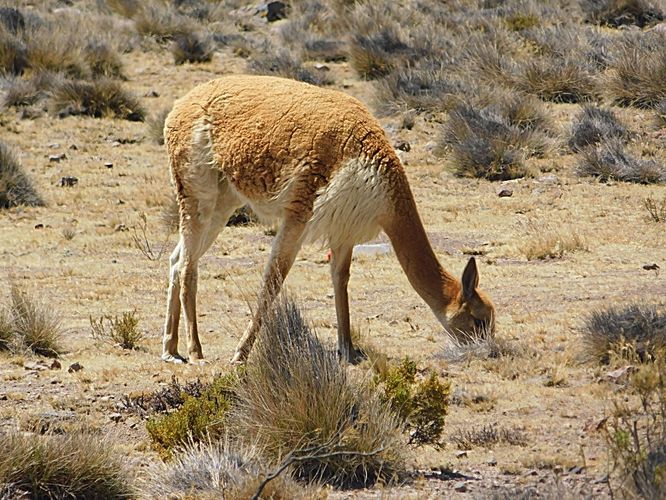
[231,218,306,364]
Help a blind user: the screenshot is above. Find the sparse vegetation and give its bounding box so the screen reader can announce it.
[569,106,629,152]
[582,0,664,28]
[605,356,666,497]
[50,78,145,121]
[90,310,144,350]
[521,224,588,261]
[576,140,665,183]
[644,196,666,222]
[440,331,520,363]
[230,295,405,488]
[3,284,63,357]
[123,376,207,416]
[247,45,331,86]
[144,439,308,499]
[170,31,214,65]
[0,140,43,208]
[582,302,666,364]
[373,357,450,448]
[0,432,133,499]
[146,373,237,460]
[451,424,527,449]
[515,57,599,103]
[147,106,171,145]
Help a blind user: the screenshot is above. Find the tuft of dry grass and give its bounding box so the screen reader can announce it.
[520,225,588,261]
[4,284,64,357]
[122,376,207,416]
[247,45,331,86]
[576,140,665,184]
[605,32,666,108]
[230,294,406,488]
[0,140,44,208]
[147,106,171,145]
[656,99,666,128]
[0,24,27,75]
[644,196,666,222]
[143,438,309,499]
[50,78,145,121]
[0,432,134,499]
[132,2,193,42]
[90,310,144,350]
[349,26,408,80]
[515,57,599,103]
[581,0,664,28]
[440,330,520,364]
[170,31,214,65]
[569,106,629,152]
[451,424,527,450]
[582,302,666,364]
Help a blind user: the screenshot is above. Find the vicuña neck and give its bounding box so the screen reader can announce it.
[381,184,461,318]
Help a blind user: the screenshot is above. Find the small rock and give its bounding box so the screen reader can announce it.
[554,465,564,474]
[394,140,411,152]
[454,482,468,492]
[49,153,66,163]
[24,361,48,371]
[497,186,513,197]
[115,223,128,232]
[0,394,6,400]
[50,359,61,370]
[144,90,160,98]
[68,362,83,373]
[34,223,44,229]
[455,450,468,458]
[643,263,660,272]
[568,465,585,475]
[109,412,123,423]
[314,63,329,71]
[603,365,637,383]
[487,456,498,466]
[535,174,560,185]
[266,1,287,22]
[69,144,78,150]
[104,162,113,169]
[49,143,61,149]
[58,176,78,187]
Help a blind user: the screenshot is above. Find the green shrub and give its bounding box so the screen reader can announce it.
[90,310,144,350]
[0,432,133,498]
[146,373,237,460]
[605,357,666,497]
[374,357,450,448]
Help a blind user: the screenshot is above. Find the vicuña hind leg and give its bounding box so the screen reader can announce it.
[162,181,241,363]
[330,245,364,364]
[231,217,306,364]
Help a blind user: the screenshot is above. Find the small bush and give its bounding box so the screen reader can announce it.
[146,373,237,460]
[644,196,666,222]
[230,295,405,488]
[23,19,88,79]
[440,331,519,363]
[133,2,193,42]
[569,106,629,152]
[123,376,207,416]
[1,71,60,110]
[247,46,331,86]
[576,140,665,184]
[83,39,125,79]
[451,424,527,449]
[373,357,450,448]
[143,439,307,499]
[0,25,27,75]
[0,141,43,208]
[582,0,664,28]
[515,57,599,103]
[442,105,541,181]
[0,432,133,499]
[90,310,144,350]
[582,302,666,364]
[170,31,214,65]
[349,26,408,80]
[50,78,145,121]
[605,357,666,497]
[605,34,666,108]
[147,106,171,145]
[5,284,63,357]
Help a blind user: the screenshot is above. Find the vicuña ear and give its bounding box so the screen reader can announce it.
[461,257,479,301]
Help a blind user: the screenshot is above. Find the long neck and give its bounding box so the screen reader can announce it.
[381,187,461,318]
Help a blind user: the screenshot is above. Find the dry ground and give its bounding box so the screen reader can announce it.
[1,2,666,498]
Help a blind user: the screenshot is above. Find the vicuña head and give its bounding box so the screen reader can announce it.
[161,74,495,365]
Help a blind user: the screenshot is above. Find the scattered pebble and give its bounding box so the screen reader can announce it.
[394,140,411,152]
[109,412,123,423]
[58,176,78,187]
[266,1,287,22]
[50,359,61,370]
[454,482,468,492]
[497,186,513,197]
[68,362,83,373]
[144,90,160,97]
[49,153,66,163]
[105,162,113,169]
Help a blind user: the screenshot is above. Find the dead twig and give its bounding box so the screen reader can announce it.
[131,212,172,261]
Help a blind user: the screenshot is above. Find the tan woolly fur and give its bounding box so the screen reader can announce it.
[161,75,495,365]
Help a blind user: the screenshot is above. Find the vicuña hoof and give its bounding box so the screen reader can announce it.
[339,347,367,365]
[162,352,188,364]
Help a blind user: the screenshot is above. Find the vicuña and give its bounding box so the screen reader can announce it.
[161,75,495,364]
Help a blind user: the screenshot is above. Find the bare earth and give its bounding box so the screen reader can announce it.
[2,12,666,500]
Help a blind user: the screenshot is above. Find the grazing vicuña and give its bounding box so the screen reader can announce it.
[161,75,495,364]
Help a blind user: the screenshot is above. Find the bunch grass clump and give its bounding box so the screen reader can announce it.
[147,106,171,145]
[90,310,144,350]
[50,78,145,121]
[123,376,207,416]
[644,196,666,223]
[576,140,665,184]
[521,227,588,261]
[230,295,405,488]
[515,57,599,103]
[569,106,629,152]
[0,432,133,499]
[170,31,214,65]
[582,302,666,364]
[143,439,308,499]
[247,46,331,86]
[373,357,450,448]
[440,329,519,363]
[0,141,43,208]
[582,0,664,28]
[146,373,237,460]
[2,284,63,357]
[451,423,527,449]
